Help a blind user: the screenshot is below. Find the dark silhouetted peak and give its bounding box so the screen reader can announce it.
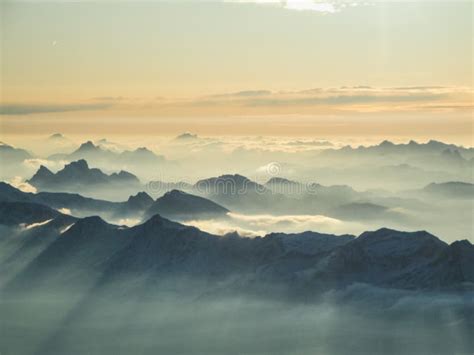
[66,215,110,235]
[37,165,54,177]
[127,191,154,209]
[29,165,55,185]
[449,239,473,251]
[146,189,229,220]
[66,159,89,171]
[140,213,184,231]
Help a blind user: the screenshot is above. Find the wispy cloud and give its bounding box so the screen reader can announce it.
[8,176,37,193]
[184,212,366,236]
[2,85,471,117]
[186,85,473,113]
[228,0,359,13]
[0,102,113,115]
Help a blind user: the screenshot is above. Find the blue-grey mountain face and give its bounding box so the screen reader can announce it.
[145,190,229,220]
[28,159,140,191]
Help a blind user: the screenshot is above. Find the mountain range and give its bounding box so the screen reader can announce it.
[0,182,229,223]
[28,159,140,191]
[1,201,472,296]
[49,140,166,167]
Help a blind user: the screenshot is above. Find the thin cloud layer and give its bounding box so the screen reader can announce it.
[0,102,113,115]
[1,86,471,116]
[228,0,363,13]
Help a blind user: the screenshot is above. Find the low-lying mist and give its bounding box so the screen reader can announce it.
[1,280,472,355]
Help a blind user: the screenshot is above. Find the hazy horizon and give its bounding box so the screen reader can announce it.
[1,0,472,145]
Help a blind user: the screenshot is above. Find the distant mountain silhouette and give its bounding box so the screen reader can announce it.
[28,159,140,191]
[49,141,166,167]
[0,142,33,164]
[175,132,199,140]
[321,140,474,170]
[265,177,303,194]
[193,174,279,212]
[145,190,229,220]
[0,182,154,221]
[422,181,474,199]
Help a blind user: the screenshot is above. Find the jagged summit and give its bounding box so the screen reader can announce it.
[128,191,153,203]
[28,159,140,190]
[66,159,89,170]
[35,165,54,177]
[126,191,154,209]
